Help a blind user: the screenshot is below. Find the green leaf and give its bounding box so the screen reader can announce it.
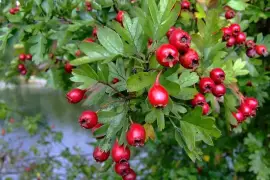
[173,88,198,100]
[227,0,248,11]
[127,72,157,92]
[147,0,159,25]
[195,3,206,19]
[156,109,165,131]
[73,42,115,66]
[97,27,124,55]
[28,33,47,63]
[179,70,199,88]
[145,109,157,124]
[93,124,109,138]
[233,58,249,76]
[97,63,109,82]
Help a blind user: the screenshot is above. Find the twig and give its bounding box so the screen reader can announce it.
[99,81,127,99]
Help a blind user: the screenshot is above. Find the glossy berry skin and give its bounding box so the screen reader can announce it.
[115,162,130,176]
[181,0,191,10]
[91,123,105,139]
[19,54,26,61]
[112,141,131,163]
[244,97,259,110]
[93,147,110,162]
[166,26,176,38]
[123,169,137,180]
[239,104,254,117]
[191,93,206,106]
[202,103,210,115]
[148,84,169,107]
[199,77,215,93]
[9,8,16,15]
[156,44,179,67]
[255,45,268,56]
[65,63,73,73]
[222,27,232,41]
[169,29,191,53]
[236,32,246,44]
[126,123,146,147]
[210,68,225,84]
[92,27,97,37]
[79,111,98,129]
[84,38,95,43]
[226,36,236,47]
[179,48,199,69]
[66,88,86,104]
[245,40,256,49]
[18,64,25,71]
[116,11,124,24]
[25,54,32,60]
[20,69,27,75]
[232,110,246,123]
[212,84,226,97]
[225,10,235,19]
[246,48,256,58]
[229,24,241,36]
[112,78,119,84]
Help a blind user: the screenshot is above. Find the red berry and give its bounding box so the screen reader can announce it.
[210,68,225,84]
[169,29,191,53]
[19,54,26,61]
[202,103,210,115]
[155,44,179,67]
[255,45,268,56]
[86,6,92,11]
[91,123,105,139]
[229,24,241,36]
[225,9,235,19]
[212,84,226,97]
[112,141,131,163]
[93,147,110,162]
[115,162,130,176]
[222,27,232,41]
[66,88,86,104]
[191,93,206,106]
[75,50,81,57]
[65,62,73,73]
[18,64,25,71]
[84,38,95,43]
[199,77,215,93]
[232,110,246,123]
[92,27,97,37]
[236,32,246,44]
[245,40,255,49]
[126,123,146,147]
[85,1,91,7]
[9,8,16,15]
[123,169,136,180]
[166,26,176,38]
[112,78,120,84]
[25,54,32,60]
[148,72,169,107]
[181,0,191,10]
[179,48,199,69]
[226,36,236,47]
[20,69,27,75]
[246,81,252,87]
[239,103,255,117]
[116,11,124,24]
[244,97,259,110]
[246,48,256,58]
[78,110,98,129]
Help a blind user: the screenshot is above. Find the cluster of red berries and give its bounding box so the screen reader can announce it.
[66,88,146,179]
[192,68,226,115]
[155,27,199,69]
[17,53,32,75]
[85,1,92,11]
[245,40,268,58]
[222,24,246,48]
[9,6,20,15]
[232,97,258,125]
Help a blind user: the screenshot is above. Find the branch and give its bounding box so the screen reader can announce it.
[99,81,127,100]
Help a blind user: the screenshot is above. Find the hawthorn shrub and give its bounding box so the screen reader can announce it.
[1,0,270,179]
